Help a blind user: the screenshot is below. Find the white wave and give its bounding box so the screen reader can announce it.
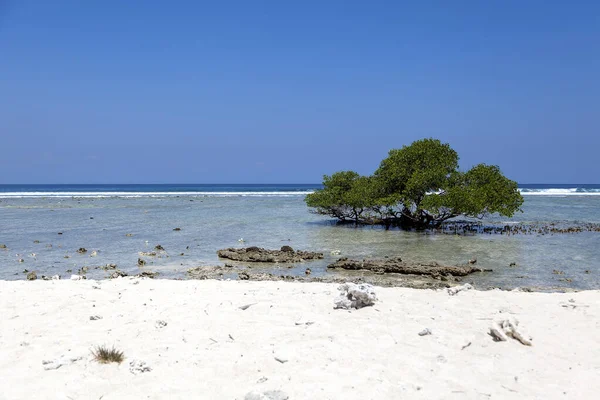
[0,191,315,199]
[518,188,600,196]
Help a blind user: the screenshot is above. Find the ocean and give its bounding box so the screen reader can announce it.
[1,184,599,290]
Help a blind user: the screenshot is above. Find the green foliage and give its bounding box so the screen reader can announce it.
[306,139,523,228]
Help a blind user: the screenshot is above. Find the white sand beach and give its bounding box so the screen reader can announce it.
[1,279,599,399]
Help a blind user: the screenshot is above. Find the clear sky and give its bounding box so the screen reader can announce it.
[1,1,598,184]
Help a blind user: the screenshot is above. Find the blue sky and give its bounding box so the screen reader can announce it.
[1,1,598,184]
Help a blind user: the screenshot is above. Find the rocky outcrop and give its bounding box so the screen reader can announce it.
[217,246,323,263]
[328,257,488,277]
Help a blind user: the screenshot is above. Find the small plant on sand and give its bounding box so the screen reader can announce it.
[91,345,125,364]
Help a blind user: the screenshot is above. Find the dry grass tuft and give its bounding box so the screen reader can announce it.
[91,345,125,364]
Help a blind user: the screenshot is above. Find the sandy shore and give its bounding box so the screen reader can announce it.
[1,279,599,399]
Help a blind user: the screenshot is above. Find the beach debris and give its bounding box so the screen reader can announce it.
[125,233,134,237]
[238,238,245,242]
[173,227,181,231]
[108,270,128,279]
[129,359,152,375]
[447,283,474,296]
[468,257,477,264]
[90,250,98,257]
[77,247,87,254]
[489,317,532,346]
[90,315,103,321]
[154,244,165,251]
[137,271,159,278]
[256,376,268,384]
[42,355,83,370]
[305,268,311,275]
[244,390,289,400]
[461,342,472,350]
[79,266,89,274]
[334,283,377,310]
[418,328,432,336]
[295,321,315,326]
[552,269,564,275]
[33,240,40,244]
[509,262,518,267]
[138,258,146,266]
[239,303,257,311]
[26,272,37,281]
[274,356,288,364]
[70,274,85,280]
[217,246,324,263]
[100,263,117,270]
[0,243,7,249]
[330,249,342,256]
[18,258,24,263]
[51,275,60,280]
[329,257,488,276]
[155,320,168,329]
[139,251,157,257]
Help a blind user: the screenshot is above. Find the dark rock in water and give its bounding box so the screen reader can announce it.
[238,271,250,280]
[109,270,128,279]
[138,258,146,266]
[328,257,488,277]
[187,266,227,280]
[58,232,63,235]
[154,244,165,251]
[217,247,323,263]
[77,248,87,254]
[26,272,37,281]
[138,271,158,278]
[280,245,294,253]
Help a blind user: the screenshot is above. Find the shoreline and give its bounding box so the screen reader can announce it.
[1,278,599,399]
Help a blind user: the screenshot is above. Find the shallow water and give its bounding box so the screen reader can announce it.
[1,188,599,290]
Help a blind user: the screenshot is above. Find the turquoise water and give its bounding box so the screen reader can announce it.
[1,184,599,290]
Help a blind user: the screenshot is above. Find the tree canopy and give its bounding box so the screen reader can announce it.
[305,138,523,228]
